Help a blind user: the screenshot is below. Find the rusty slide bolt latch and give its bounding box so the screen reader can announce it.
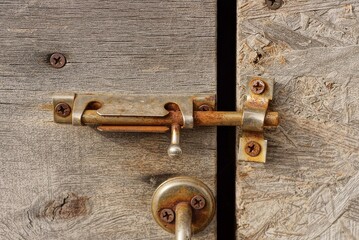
[53,79,278,161]
[151,177,215,240]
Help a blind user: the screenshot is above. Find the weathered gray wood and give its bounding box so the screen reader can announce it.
[0,1,216,239]
[237,0,359,239]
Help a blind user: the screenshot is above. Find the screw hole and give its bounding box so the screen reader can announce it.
[265,0,283,10]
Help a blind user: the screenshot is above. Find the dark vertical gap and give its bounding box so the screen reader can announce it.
[217,0,237,239]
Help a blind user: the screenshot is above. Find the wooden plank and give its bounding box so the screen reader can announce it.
[237,1,359,239]
[238,0,359,19]
[0,1,217,239]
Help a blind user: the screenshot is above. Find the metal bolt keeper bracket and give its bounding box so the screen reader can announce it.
[52,76,278,161]
[239,76,275,163]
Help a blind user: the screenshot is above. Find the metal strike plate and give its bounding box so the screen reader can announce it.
[239,76,275,163]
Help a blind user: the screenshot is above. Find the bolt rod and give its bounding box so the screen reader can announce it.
[81,110,279,127]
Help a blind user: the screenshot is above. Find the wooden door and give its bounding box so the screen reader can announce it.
[0,1,217,239]
[237,0,359,239]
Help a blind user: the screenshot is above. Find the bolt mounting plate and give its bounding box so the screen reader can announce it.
[151,176,215,235]
[53,93,215,128]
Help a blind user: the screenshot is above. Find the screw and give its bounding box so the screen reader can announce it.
[55,103,71,117]
[245,141,261,157]
[265,0,283,10]
[160,209,175,223]
[50,53,66,68]
[250,80,266,95]
[190,195,206,210]
[199,104,212,111]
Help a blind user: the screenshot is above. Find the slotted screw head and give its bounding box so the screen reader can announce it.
[250,80,266,95]
[50,53,66,68]
[265,0,283,10]
[245,141,261,157]
[55,103,71,117]
[160,209,175,223]
[191,195,206,210]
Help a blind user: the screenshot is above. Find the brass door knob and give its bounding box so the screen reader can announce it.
[151,177,215,240]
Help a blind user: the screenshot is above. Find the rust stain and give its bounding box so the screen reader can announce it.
[238,172,249,178]
[38,103,53,111]
[41,193,89,220]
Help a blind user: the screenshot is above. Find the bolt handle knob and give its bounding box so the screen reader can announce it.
[167,124,182,158]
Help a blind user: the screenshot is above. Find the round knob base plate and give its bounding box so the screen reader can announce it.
[151,176,215,234]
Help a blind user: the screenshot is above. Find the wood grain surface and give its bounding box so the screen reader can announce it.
[0,1,217,239]
[237,0,359,239]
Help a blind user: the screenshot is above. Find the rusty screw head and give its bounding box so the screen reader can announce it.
[50,53,66,68]
[191,195,206,210]
[55,103,71,117]
[160,209,175,223]
[245,141,262,157]
[265,0,283,10]
[199,104,212,111]
[250,80,266,95]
